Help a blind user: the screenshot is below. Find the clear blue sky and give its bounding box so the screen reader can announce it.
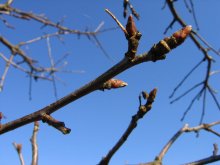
[0,1,220,165]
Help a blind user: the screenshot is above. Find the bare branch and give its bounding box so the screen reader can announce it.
[46,37,58,99]
[99,88,157,165]
[156,121,220,163]
[0,26,191,134]
[166,0,219,122]
[183,155,220,165]
[105,8,128,36]
[169,59,205,98]
[170,82,204,104]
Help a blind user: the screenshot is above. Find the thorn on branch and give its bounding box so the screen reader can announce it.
[41,113,71,134]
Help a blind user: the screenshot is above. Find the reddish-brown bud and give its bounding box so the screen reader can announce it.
[102,79,128,90]
[126,15,137,37]
[172,25,192,44]
[149,88,157,101]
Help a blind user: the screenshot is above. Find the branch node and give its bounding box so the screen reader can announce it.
[125,15,141,60]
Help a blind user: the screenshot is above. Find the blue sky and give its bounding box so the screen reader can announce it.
[0,0,220,165]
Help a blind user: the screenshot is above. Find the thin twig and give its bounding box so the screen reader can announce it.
[99,88,157,165]
[30,121,39,165]
[163,18,176,34]
[105,8,128,36]
[199,88,206,124]
[46,37,58,99]
[170,59,204,98]
[189,0,199,30]
[183,155,220,165]
[207,85,220,110]
[192,30,220,56]
[13,142,25,165]
[91,34,113,61]
[170,82,204,104]
[181,87,205,121]
[0,54,14,91]
[166,0,219,122]
[155,121,220,163]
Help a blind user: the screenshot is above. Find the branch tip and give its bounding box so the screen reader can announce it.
[41,113,71,134]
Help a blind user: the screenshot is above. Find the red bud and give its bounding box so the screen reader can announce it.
[126,15,137,37]
[102,79,128,90]
[172,25,192,43]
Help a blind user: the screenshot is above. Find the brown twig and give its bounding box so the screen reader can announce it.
[13,142,25,165]
[0,26,191,134]
[105,8,128,36]
[123,0,140,20]
[41,113,71,134]
[30,121,39,165]
[99,88,157,165]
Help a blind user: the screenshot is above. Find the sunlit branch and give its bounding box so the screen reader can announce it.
[13,142,25,165]
[30,121,39,165]
[153,121,220,164]
[105,8,128,36]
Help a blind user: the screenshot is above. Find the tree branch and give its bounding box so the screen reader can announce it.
[0,26,191,135]
[30,121,39,165]
[99,88,157,165]
[13,142,25,165]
